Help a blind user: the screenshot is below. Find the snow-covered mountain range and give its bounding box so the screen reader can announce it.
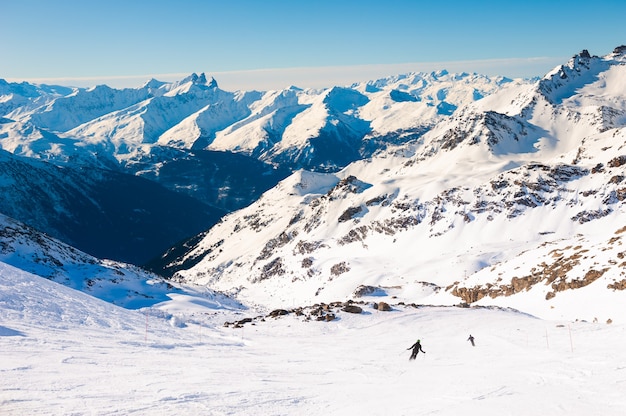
[156,47,626,323]
[1,46,626,325]
[1,70,513,171]
[1,67,513,264]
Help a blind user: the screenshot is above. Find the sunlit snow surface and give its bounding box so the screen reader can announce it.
[2,263,625,415]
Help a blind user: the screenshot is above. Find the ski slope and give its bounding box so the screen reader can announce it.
[2,262,624,415]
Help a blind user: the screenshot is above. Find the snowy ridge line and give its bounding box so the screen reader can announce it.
[1,68,521,171]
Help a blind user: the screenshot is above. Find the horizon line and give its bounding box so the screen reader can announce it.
[4,56,565,91]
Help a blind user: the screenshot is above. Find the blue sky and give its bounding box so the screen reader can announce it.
[2,0,625,90]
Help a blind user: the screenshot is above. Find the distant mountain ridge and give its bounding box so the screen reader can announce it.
[1,68,514,172]
[0,66,516,264]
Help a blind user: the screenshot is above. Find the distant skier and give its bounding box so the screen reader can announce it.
[407,339,425,360]
[467,334,475,347]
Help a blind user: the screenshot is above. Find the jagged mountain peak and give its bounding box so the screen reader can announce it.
[537,47,623,105]
[612,44,626,56]
[167,72,218,93]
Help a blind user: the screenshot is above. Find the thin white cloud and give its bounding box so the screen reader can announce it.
[5,57,565,91]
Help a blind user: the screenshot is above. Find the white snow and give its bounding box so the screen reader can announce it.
[2,262,625,415]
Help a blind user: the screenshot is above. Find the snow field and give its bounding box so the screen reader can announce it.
[2,264,625,415]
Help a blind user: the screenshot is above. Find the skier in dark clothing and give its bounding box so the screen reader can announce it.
[407,339,425,360]
[467,334,475,346]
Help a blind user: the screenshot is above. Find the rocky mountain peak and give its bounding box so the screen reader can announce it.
[187,72,218,88]
[612,45,626,56]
